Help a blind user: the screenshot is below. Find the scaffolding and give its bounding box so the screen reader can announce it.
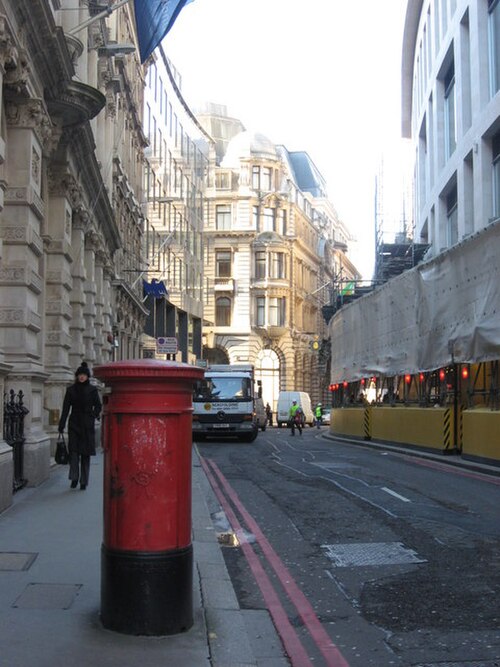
[374,156,429,283]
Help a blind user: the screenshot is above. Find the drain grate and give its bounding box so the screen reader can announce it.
[322,542,426,567]
[0,552,38,571]
[13,583,82,609]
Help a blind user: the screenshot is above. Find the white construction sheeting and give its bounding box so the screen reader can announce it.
[329,220,500,382]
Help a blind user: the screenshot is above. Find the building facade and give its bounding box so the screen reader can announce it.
[403,0,500,254]
[199,108,359,411]
[142,47,212,364]
[326,0,500,466]
[0,0,149,510]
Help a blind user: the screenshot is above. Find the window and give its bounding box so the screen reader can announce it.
[255,251,266,279]
[269,297,286,326]
[262,167,272,191]
[216,250,231,277]
[489,0,500,94]
[277,209,287,235]
[216,297,231,326]
[446,184,458,246]
[252,166,260,190]
[216,204,231,230]
[215,172,230,189]
[252,206,259,229]
[263,207,275,232]
[256,297,265,326]
[493,132,500,217]
[270,252,285,279]
[444,62,456,158]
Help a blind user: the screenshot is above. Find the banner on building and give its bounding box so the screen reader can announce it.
[134,0,193,62]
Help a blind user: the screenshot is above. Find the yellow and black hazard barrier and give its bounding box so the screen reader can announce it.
[363,406,372,441]
[329,404,500,466]
[442,407,452,452]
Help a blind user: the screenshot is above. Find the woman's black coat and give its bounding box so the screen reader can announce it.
[58,381,102,456]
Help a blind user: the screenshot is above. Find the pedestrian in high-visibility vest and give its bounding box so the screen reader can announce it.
[288,400,303,436]
[314,403,323,429]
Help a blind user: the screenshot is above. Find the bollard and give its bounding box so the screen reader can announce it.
[94,359,204,636]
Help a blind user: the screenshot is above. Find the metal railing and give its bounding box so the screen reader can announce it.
[3,389,29,492]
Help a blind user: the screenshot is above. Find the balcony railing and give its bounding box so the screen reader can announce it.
[214,277,235,292]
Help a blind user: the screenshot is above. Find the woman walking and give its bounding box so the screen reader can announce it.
[58,362,101,490]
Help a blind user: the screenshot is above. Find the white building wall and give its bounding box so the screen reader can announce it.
[403,0,500,257]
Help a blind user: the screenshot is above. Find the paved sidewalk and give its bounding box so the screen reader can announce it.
[0,448,287,667]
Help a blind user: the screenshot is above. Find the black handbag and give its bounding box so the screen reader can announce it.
[55,433,69,465]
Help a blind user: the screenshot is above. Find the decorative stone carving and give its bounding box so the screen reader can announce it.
[105,87,117,119]
[0,308,24,324]
[3,48,30,96]
[48,170,82,208]
[84,229,101,253]
[31,146,40,187]
[0,266,24,281]
[5,97,54,152]
[72,206,90,232]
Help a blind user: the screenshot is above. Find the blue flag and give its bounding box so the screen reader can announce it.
[143,278,169,298]
[134,0,193,63]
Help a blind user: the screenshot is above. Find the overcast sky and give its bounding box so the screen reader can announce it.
[164,0,409,279]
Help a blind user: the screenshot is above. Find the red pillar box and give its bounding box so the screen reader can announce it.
[94,360,204,636]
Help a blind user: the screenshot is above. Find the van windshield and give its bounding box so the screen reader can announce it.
[193,377,252,402]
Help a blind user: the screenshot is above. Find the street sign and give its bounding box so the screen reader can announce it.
[156,336,178,354]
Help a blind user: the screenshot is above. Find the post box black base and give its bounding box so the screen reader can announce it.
[101,544,193,636]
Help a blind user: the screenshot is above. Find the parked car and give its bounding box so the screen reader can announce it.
[276,391,314,428]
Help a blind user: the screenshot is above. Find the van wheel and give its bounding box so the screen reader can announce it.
[277,422,282,428]
[241,432,258,442]
[261,424,266,432]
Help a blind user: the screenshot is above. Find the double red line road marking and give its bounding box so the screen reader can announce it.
[200,456,350,667]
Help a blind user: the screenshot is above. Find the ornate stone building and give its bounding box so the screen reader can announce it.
[198,107,359,410]
[0,0,148,510]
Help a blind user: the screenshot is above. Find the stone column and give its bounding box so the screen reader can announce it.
[68,209,88,373]
[102,262,114,363]
[1,97,53,486]
[83,230,98,364]
[0,22,14,507]
[94,250,105,364]
[43,172,83,447]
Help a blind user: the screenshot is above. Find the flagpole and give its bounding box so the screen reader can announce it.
[132,232,175,289]
[68,0,132,36]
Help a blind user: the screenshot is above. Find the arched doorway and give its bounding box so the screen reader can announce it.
[203,346,229,364]
[255,349,280,412]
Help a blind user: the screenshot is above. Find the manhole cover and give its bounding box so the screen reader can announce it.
[322,542,426,567]
[0,552,37,571]
[13,583,82,609]
[416,663,498,667]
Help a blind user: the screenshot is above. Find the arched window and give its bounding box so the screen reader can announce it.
[215,297,231,326]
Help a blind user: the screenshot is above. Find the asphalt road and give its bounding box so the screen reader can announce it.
[196,425,500,667]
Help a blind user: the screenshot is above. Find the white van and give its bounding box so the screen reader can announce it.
[276,391,314,428]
